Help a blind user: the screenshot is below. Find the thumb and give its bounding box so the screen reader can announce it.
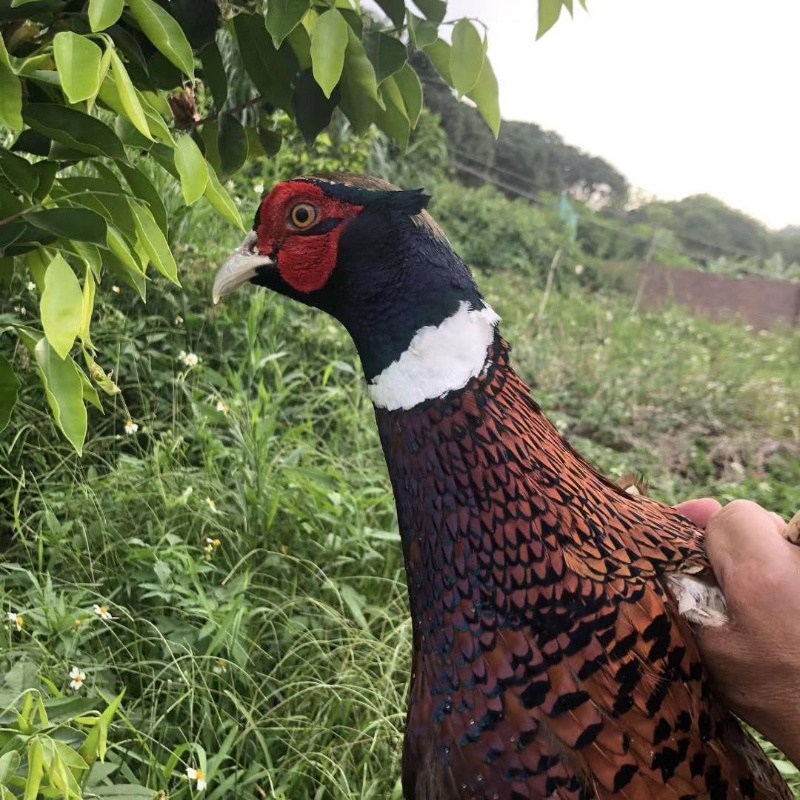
[704,499,788,596]
[673,498,722,530]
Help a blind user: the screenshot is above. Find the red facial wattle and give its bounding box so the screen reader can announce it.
[254,181,363,294]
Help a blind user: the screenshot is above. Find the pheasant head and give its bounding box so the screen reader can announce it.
[213,173,499,408]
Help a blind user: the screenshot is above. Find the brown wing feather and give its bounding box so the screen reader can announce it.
[380,338,791,800]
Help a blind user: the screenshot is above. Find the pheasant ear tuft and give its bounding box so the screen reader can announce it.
[378,188,431,217]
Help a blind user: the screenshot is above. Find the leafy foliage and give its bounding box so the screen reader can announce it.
[0,0,508,452]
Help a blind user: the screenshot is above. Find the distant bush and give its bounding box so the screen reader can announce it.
[428,182,577,278]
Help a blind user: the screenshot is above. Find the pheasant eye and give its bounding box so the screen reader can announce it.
[289,203,318,230]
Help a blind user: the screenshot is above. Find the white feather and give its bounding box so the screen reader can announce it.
[668,574,728,627]
[367,302,500,411]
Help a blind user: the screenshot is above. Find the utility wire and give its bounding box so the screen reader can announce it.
[450,159,696,260]
[420,74,767,263]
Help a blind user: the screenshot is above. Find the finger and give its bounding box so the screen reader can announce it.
[674,498,722,530]
[704,499,789,591]
[770,512,787,531]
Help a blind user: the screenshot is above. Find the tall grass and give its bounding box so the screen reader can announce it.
[1,186,799,797]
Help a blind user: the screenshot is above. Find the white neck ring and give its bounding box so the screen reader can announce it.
[367,302,500,412]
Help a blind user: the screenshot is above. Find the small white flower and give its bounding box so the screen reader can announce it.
[13,305,27,316]
[112,285,121,294]
[554,419,568,433]
[215,400,229,414]
[204,498,218,513]
[7,612,23,631]
[253,182,264,195]
[212,658,227,674]
[26,281,36,291]
[124,420,139,435]
[186,767,207,791]
[69,667,86,691]
[179,351,199,367]
[174,315,184,326]
[574,264,584,275]
[93,604,113,621]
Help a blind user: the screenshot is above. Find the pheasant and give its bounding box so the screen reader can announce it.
[213,174,792,800]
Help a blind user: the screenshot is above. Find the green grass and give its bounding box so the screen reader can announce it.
[1,205,799,796]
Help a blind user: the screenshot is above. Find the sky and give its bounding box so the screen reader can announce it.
[404,0,800,230]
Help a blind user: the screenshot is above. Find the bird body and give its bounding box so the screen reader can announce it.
[214,174,791,800]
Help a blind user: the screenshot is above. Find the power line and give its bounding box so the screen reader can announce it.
[419,73,767,262]
[449,152,766,264]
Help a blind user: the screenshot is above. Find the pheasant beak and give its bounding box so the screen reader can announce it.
[213,232,274,304]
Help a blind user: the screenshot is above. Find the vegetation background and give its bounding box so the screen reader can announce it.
[1,0,799,798]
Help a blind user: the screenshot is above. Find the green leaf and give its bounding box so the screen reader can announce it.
[107,225,144,275]
[467,55,500,137]
[65,240,102,277]
[233,14,298,112]
[423,38,452,84]
[411,0,446,23]
[128,0,195,78]
[339,584,369,631]
[108,48,152,138]
[0,31,10,67]
[137,93,174,143]
[450,20,485,97]
[373,0,405,28]
[115,114,153,149]
[41,253,83,359]
[0,354,20,435]
[130,202,179,284]
[89,0,124,31]
[362,32,406,84]
[266,0,311,47]
[293,69,338,143]
[24,738,44,800]
[104,248,147,301]
[310,9,349,99]
[32,161,58,202]
[22,103,125,159]
[0,149,39,198]
[376,75,410,147]
[25,208,108,248]
[79,264,96,347]
[338,26,380,135]
[286,23,311,69]
[538,0,565,39]
[84,353,120,397]
[115,161,168,235]
[393,62,422,128]
[203,165,244,231]
[53,32,103,104]
[199,41,227,109]
[257,123,282,158]
[217,112,248,178]
[407,13,438,49]
[0,65,23,130]
[174,134,208,205]
[34,338,87,454]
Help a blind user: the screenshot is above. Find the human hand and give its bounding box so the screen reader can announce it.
[675,498,800,765]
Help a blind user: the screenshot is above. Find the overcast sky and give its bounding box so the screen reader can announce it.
[406,0,799,230]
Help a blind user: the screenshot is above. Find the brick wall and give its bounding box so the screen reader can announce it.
[637,264,800,330]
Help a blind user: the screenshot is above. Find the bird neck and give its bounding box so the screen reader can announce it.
[366,301,500,412]
[373,336,578,624]
[327,215,487,382]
